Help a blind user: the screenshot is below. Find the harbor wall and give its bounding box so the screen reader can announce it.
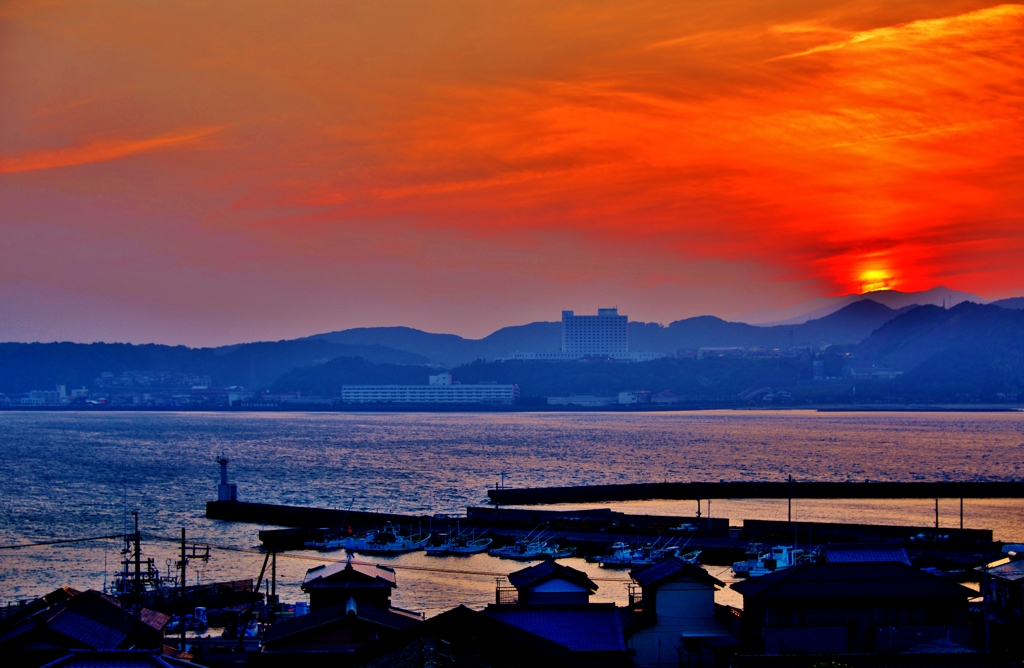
[487,481,1024,505]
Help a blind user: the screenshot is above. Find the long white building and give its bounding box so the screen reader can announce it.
[341,372,518,404]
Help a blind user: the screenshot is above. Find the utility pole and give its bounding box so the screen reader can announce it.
[132,511,142,643]
[181,528,186,650]
[178,527,210,650]
[133,512,141,610]
[268,552,278,624]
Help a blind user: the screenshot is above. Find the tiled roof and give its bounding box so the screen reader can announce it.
[630,556,724,589]
[820,544,912,565]
[731,563,976,600]
[47,609,128,649]
[487,604,626,653]
[507,561,597,592]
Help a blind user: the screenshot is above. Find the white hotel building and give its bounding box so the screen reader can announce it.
[341,372,518,405]
[502,308,665,362]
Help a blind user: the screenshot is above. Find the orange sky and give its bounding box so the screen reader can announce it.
[1,0,1022,344]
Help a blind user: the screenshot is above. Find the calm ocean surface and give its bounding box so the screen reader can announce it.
[2,410,1023,616]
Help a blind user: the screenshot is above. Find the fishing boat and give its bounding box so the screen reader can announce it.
[426,532,493,556]
[425,533,453,555]
[731,543,763,577]
[597,543,700,568]
[490,539,575,561]
[450,536,493,554]
[734,544,810,577]
[306,530,373,552]
[349,522,429,555]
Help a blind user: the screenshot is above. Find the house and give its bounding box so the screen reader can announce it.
[485,561,628,668]
[503,560,597,606]
[624,556,739,668]
[301,560,400,612]
[978,552,1024,654]
[731,562,976,656]
[0,588,169,668]
[250,559,421,667]
[353,605,576,667]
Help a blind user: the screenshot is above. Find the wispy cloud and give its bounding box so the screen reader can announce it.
[0,126,228,176]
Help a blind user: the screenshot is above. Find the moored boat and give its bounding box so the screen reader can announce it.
[348,523,429,555]
[735,544,811,577]
[489,539,574,560]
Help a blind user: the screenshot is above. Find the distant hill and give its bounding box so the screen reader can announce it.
[854,302,1024,398]
[992,297,1024,310]
[739,286,984,325]
[0,339,427,394]
[303,300,909,365]
[629,299,912,352]
[304,322,561,366]
[273,301,1024,402]
[269,356,431,395]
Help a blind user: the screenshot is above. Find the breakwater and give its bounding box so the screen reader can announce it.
[486,481,1024,505]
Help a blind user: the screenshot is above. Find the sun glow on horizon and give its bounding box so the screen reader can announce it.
[858,268,897,294]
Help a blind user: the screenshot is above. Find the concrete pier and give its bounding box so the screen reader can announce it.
[486,480,1024,505]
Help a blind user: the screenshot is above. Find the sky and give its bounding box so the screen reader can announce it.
[1,0,1023,346]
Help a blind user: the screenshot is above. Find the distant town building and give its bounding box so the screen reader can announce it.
[846,364,903,381]
[342,374,518,404]
[651,390,684,405]
[618,390,651,405]
[546,395,616,407]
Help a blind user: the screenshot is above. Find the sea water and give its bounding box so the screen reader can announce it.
[1,410,1022,615]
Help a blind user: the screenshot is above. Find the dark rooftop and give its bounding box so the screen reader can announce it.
[261,599,420,645]
[979,557,1024,582]
[630,556,724,589]
[820,544,912,566]
[731,562,977,600]
[354,605,575,667]
[507,561,597,593]
[486,603,626,653]
[301,559,397,591]
[40,650,194,668]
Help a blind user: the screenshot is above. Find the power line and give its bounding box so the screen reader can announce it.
[142,534,631,583]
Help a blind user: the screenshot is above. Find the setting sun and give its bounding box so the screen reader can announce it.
[859,269,896,294]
